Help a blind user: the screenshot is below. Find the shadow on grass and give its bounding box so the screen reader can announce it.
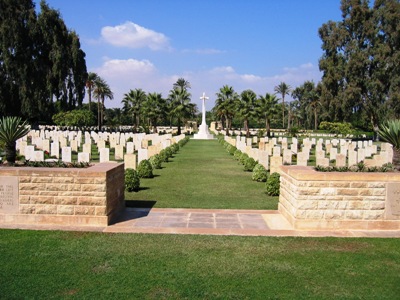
[125,200,157,208]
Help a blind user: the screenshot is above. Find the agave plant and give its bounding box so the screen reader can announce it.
[378,119,400,166]
[0,116,30,164]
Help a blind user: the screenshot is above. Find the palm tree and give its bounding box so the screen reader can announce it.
[274,82,291,128]
[214,85,239,135]
[0,116,30,164]
[143,92,166,133]
[256,93,278,137]
[93,77,113,130]
[85,72,98,111]
[238,89,257,138]
[306,90,321,131]
[122,89,147,132]
[173,78,191,91]
[168,87,194,135]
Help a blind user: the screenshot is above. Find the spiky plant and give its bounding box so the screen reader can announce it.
[378,119,400,166]
[0,117,30,164]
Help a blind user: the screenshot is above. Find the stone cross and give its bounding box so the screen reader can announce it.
[200,92,209,126]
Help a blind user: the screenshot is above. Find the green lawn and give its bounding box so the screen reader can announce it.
[1,230,399,299]
[126,139,278,209]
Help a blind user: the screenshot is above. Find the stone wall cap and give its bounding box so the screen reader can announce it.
[280,165,400,182]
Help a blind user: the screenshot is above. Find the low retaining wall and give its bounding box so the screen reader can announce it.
[0,163,125,227]
[279,166,400,230]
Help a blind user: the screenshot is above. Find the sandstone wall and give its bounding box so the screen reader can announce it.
[279,166,400,230]
[0,163,125,227]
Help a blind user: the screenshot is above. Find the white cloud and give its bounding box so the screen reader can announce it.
[97,58,155,77]
[88,59,322,110]
[181,48,226,55]
[101,21,170,50]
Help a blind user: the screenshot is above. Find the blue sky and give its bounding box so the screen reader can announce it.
[37,0,343,110]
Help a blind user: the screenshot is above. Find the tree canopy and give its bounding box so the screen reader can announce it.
[319,0,400,132]
[0,0,87,123]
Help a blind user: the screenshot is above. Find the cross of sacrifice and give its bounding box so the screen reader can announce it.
[200,92,209,102]
[200,92,209,125]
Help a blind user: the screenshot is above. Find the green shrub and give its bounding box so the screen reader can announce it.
[266,172,280,196]
[319,121,353,135]
[171,143,179,154]
[149,154,162,169]
[159,149,169,162]
[165,147,173,158]
[125,168,140,192]
[233,149,242,160]
[244,157,257,172]
[229,146,237,155]
[252,164,268,182]
[239,153,249,165]
[137,159,154,178]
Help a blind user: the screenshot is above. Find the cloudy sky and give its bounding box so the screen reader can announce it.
[37,0,343,110]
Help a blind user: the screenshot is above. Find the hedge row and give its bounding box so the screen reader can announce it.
[218,136,280,196]
[125,136,190,192]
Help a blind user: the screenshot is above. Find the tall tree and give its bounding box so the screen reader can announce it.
[256,93,278,137]
[173,78,191,91]
[238,89,257,138]
[0,0,87,122]
[85,72,98,111]
[274,82,291,129]
[122,88,147,132]
[0,0,38,118]
[214,85,239,136]
[292,81,317,129]
[143,92,166,133]
[319,0,400,135]
[93,76,113,130]
[168,87,195,135]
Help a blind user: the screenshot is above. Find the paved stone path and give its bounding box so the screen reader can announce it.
[2,207,400,237]
[102,208,400,238]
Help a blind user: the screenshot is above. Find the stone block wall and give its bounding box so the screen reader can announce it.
[279,166,400,230]
[0,163,125,227]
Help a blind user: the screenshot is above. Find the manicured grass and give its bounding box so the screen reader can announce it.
[126,139,278,209]
[1,229,399,299]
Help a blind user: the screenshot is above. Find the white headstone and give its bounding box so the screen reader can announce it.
[78,152,90,163]
[61,147,72,163]
[99,148,110,163]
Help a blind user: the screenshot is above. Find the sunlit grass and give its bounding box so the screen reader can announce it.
[125,139,278,209]
[1,230,399,299]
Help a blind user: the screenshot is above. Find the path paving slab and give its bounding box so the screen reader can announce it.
[2,207,400,238]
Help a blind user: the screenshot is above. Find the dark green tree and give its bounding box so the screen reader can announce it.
[168,87,195,135]
[0,0,87,122]
[274,82,291,128]
[93,76,113,130]
[319,0,400,135]
[143,92,166,133]
[256,93,278,137]
[238,89,257,138]
[85,73,98,111]
[214,85,239,136]
[122,88,147,131]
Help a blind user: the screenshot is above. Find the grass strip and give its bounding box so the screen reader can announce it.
[1,229,399,299]
[125,139,278,209]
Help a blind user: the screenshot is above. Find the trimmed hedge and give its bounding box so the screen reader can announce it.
[244,157,257,172]
[252,164,268,182]
[266,172,280,196]
[137,159,154,178]
[149,154,162,169]
[125,168,140,192]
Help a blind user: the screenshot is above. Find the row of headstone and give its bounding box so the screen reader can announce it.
[18,130,186,168]
[225,135,393,173]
